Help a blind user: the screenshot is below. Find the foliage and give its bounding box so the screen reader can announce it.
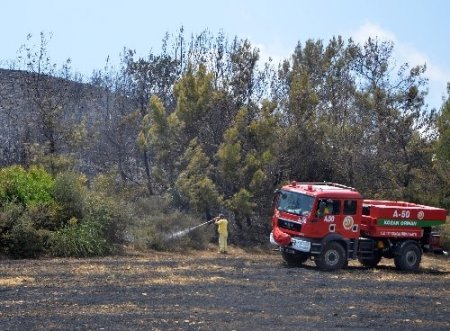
[0,165,128,258]
[48,219,111,257]
[129,196,213,252]
[436,214,450,254]
[0,202,24,238]
[0,165,55,206]
[440,220,450,252]
[53,172,86,222]
[436,86,450,161]
[81,192,128,246]
[2,29,450,253]
[433,84,450,210]
[4,218,47,259]
[175,139,221,219]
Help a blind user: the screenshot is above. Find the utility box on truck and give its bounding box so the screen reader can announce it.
[270,182,447,271]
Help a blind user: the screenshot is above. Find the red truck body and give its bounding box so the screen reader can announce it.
[270,182,447,271]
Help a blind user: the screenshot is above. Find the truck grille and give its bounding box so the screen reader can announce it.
[278,219,302,232]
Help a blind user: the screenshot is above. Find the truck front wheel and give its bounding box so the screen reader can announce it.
[315,242,347,271]
[282,251,308,266]
[394,242,422,271]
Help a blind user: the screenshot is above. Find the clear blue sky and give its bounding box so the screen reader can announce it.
[1,0,449,110]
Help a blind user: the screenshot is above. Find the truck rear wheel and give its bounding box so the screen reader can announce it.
[315,242,347,271]
[282,251,308,266]
[394,242,422,271]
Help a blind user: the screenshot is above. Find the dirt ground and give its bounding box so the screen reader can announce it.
[1,246,449,331]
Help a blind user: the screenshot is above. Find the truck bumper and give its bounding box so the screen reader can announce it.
[271,231,313,253]
[271,227,292,246]
[270,232,278,245]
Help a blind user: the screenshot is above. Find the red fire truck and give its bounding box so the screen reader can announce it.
[270,182,447,271]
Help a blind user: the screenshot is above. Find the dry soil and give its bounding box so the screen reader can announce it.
[1,247,449,330]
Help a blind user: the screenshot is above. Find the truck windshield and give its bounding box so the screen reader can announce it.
[277,190,314,216]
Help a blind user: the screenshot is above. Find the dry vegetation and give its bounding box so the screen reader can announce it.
[1,247,449,330]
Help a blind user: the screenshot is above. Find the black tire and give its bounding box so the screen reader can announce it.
[358,254,382,268]
[315,242,347,271]
[394,242,422,271]
[282,251,308,267]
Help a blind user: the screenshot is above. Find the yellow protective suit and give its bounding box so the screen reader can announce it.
[215,217,228,253]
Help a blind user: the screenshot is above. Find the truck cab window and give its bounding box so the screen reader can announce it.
[277,190,314,216]
[317,199,340,217]
[344,200,357,215]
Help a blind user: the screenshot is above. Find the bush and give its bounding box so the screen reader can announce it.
[22,201,62,231]
[185,226,212,250]
[47,174,131,257]
[0,202,24,235]
[440,218,450,252]
[0,165,55,206]
[0,165,57,258]
[5,218,46,258]
[82,193,128,245]
[48,219,111,257]
[129,197,214,252]
[53,172,86,221]
[0,167,132,258]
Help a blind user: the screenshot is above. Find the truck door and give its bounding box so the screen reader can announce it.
[316,198,342,236]
[339,199,359,239]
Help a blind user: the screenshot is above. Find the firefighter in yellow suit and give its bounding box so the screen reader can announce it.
[214,214,228,253]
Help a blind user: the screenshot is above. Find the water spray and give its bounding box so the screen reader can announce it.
[166,219,215,240]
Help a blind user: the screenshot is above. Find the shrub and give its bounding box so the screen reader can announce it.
[185,226,212,250]
[82,193,128,245]
[0,202,24,234]
[0,165,55,206]
[129,198,214,252]
[47,176,130,257]
[5,218,46,258]
[23,201,62,231]
[53,172,86,222]
[440,219,450,252]
[0,166,137,258]
[48,219,111,257]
